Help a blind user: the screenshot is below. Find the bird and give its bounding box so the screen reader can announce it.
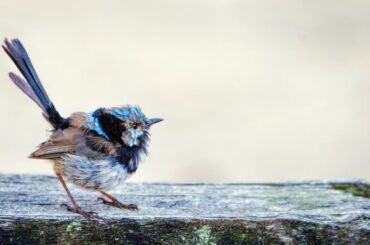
[2,38,163,219]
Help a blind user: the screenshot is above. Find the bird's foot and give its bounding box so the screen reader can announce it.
[96,197,138,211]
[60,203,99,219]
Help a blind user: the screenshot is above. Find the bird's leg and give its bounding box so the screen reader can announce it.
[56,172,98,219]
[97,191,138,211]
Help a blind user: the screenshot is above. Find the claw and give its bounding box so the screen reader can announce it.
[96,197,138,211]
[60,203,100,219]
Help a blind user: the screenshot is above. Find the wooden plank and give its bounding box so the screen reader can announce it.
[0,174,370,244]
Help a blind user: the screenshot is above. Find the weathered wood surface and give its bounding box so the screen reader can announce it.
[0,174,370,244]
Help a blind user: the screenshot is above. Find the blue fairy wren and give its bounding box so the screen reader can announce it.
[3,38,163,219]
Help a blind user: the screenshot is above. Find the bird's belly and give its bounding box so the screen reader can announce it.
[55,154,130,191]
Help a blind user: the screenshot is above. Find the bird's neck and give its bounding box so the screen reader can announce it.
[116,140,148,174]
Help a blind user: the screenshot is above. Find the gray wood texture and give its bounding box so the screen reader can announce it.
[0,174,370,244]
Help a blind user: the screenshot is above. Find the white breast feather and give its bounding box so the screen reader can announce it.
[57,154,130,191]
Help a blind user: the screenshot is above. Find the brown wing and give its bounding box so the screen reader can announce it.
[30,127,118,160]
[30,128,82,159]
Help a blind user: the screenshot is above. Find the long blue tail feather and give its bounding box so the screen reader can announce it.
[3,38,68,129]
[9,72,45,110]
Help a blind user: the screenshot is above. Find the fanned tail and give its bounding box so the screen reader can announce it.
[2,38,68,130]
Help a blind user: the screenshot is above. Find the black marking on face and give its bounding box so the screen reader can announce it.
[93,108,126,144]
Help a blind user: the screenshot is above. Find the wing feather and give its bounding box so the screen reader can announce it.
[30,127,118,160]
[30,128,81,159]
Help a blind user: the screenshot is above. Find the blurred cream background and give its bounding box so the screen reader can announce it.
[0,1,370,182]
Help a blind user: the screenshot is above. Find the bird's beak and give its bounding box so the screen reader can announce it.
[147,118,163,126]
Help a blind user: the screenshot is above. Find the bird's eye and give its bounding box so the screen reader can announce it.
[132,122,138,129]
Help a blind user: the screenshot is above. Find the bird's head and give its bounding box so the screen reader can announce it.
[92,106,163,147]
[111,106,162,147]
